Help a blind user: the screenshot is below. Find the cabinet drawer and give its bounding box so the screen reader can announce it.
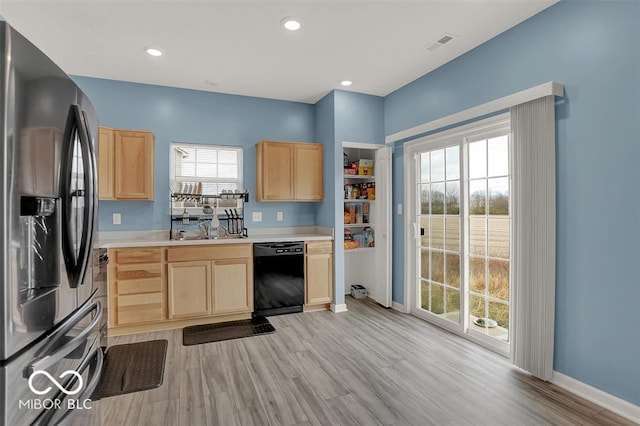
[116,292,164,325]
[306,241,333,255]
[115,263,162,280]
[116,278,162,295]
[167,244,252,262]
[115,248,162,264]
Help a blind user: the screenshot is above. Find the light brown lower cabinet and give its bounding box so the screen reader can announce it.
[108,244,254,335]
[166,257,252,319]
[107,242,332,335]
[108,248,165,328]
[167,260,212,319]
[305,241,333,308]
[212,258,253,314]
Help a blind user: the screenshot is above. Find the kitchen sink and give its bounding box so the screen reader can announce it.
[176,235,214,240]
[175,234,245,241]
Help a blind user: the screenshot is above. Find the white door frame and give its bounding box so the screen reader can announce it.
[402,114,511,355]
[343,141,392,308]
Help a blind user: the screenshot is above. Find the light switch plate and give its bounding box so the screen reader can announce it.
[113,213,121,225]
[252,211,262,222]
[397,204,403,215]
[276,211,284,221]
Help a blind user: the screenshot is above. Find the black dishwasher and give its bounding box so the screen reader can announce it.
[253,242,304,317]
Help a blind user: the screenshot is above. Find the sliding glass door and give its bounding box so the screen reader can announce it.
[466,135,510,346]
[408,114,511,354]
[418,146,462,324]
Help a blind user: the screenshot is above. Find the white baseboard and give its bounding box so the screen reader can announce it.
[551,371,640,423]
[392,301,407,313]
[331,303,348,313]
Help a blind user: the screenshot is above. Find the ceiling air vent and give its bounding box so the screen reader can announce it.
[424,34,454,52]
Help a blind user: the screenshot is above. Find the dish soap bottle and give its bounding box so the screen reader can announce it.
[182,208,190,225]
[210,200,219,238]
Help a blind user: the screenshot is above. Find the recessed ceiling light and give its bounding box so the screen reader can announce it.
[340,80,353,87]
[281,17,301,31]
[144,46,163,57]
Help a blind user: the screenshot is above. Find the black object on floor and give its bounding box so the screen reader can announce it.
[183,316,275,346]
[95,339,168,399]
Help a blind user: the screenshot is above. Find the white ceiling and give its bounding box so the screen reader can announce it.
[0,1,557,104]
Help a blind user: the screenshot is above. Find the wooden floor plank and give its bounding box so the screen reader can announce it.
[100,297,633,425]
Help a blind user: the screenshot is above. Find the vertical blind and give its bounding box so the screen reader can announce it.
[511,95,556,380]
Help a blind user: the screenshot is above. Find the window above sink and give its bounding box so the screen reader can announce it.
[170,142,244,204]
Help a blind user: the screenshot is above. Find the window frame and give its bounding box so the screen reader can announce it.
[169,142,244,196]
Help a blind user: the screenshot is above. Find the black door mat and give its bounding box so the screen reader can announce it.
[183,316,275,346]
[94,339,168,399]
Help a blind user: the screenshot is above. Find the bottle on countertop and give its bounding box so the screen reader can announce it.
[210,199,219,238]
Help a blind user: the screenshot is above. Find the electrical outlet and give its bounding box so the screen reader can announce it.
[113,213,121,225]
[276,211,284,221]
[252,211,262,222]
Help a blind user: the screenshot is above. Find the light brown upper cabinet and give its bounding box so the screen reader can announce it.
[256,140,323,202]
[98,126,155,200]
[98,126,115,200]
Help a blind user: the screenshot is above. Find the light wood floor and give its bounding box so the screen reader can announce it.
[100,297,633,425]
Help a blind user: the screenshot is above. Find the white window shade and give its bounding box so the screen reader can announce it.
[171,143,243,196]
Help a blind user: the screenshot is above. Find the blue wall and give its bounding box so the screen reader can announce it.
[73,77,319,232]
[385,1,640,406]
[314,91,336,229]
[314,90,385,305]
[334,90,385,305]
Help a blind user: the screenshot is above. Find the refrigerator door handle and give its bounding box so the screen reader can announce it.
[60,104,95,288]
[78,108,98,289]
[34,343,104,426]
[23,301,102,377]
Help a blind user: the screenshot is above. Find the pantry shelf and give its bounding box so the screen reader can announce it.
[344,247,375,253]
[343,175,375,180]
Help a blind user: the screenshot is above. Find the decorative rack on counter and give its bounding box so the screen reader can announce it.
[169,191,250,240]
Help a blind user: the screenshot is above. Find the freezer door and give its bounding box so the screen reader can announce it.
[0,300,103,425]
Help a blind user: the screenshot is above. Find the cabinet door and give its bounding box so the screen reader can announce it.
[306,253,333,305]
[98,126,115,200]
[212,258,252,314]
[116,292,164,325]
[114,130,154,200]
[294,144,323,200]
[167,261,212,319]
[257,141,293,201]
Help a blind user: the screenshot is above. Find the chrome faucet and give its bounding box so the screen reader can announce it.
[197,219,210,237]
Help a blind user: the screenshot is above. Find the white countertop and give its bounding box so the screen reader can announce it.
[99,226,333,248]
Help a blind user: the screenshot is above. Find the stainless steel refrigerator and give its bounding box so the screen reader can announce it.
[0,21,105,425]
